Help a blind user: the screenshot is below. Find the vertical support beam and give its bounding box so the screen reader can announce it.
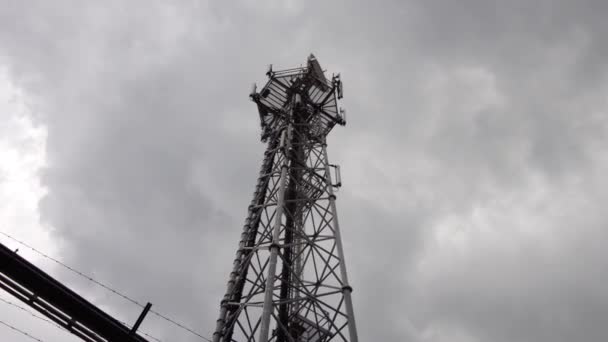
[321,141,359,342]
[259,126,292,342]
[277,104,306,342]
[130,303,152,335]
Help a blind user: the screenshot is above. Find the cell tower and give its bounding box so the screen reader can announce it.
[212,55,359,342]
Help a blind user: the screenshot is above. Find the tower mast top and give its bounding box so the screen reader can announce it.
[250,54,345,142]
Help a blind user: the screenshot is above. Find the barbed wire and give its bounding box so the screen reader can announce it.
[0,231,212,342]
[0,295,164,342]
[116,318,164,342]
[0,318,45,342]
[0,231,144,307]
[0,296,65,331]
[148,310,211,342]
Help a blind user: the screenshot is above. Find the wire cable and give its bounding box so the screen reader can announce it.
[0,296,164,342]
[115,318,164,342]
[148,310,211,342]
[0,231,143,307]
[0,231,212,342]
[0,296,65,331]
[0,318,46,342]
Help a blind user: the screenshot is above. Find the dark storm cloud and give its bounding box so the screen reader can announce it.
[2,1,608,341]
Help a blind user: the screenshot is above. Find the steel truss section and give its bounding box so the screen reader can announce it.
[213,55,358,342]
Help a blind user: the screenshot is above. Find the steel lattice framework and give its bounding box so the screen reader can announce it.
[213,55,358,342]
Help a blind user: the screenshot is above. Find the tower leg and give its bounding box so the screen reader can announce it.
[259,127,291,342]
[213,138,279,342]
[322,142,359,342]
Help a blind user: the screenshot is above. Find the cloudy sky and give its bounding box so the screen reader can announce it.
[2,1,608,341]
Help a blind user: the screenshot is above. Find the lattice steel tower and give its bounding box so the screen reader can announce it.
[213,55,358,342]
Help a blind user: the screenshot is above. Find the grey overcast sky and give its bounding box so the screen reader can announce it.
[1,1,608,341]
